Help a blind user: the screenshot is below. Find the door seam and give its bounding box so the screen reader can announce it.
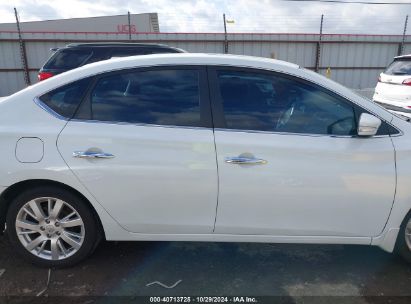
[206,66,220,233]
[375,134,398,237]
[212,128,220,233]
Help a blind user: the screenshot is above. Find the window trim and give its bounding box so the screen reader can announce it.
[34,97,69,121]
[207,65,399,138]
[74,65,213,129]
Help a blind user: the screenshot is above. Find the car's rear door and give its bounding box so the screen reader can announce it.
[209,66,396,237]
[57,66,218,234]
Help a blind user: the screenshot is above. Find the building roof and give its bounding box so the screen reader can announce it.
[0,13,160,33]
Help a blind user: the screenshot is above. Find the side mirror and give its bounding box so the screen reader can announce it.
[358,113,381,137]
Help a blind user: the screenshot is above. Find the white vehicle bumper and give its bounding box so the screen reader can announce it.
[389,110,411,119]
[374,82,411,104]
[373,98,411,118]
[373,94,411,106]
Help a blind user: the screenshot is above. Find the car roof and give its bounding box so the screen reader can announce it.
[394,54,411,60]
[29,53,300,95]
[110,53,300,69]
[55,53,300,77]
[66,42,183,50]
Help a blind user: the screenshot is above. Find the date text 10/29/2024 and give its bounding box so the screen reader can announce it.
[150,297,258,303]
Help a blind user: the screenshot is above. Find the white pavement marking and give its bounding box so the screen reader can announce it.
[146,280,182,289]
[36,268,51,297]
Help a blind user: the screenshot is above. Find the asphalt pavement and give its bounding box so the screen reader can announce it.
[1,235,411,302]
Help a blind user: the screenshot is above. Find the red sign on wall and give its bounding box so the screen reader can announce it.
[117,24,137,33]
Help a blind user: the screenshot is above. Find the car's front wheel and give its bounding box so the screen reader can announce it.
[6,186,99,267]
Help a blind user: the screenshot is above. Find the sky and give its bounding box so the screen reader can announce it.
[0,0,411,34]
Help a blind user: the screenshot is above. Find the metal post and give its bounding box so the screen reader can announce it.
[223,13,228,54]
[128,11,132,40]
[14,7,30,85]
[315,14,324,73]
[399,15,409,56]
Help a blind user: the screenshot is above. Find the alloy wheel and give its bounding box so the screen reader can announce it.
[15,197,85,260]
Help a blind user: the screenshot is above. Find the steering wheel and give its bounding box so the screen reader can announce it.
[326,117,354,135]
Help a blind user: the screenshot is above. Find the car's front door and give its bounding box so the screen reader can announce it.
[209,67,396,237]
[57,66,218,233]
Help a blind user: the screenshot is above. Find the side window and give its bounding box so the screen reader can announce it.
[145,48,180,54]
[44,49,92,69]
[90,69,202,126]
[39,77,91,119]
[216,70,356,136]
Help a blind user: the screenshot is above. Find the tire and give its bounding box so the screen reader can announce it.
[6,186,99,268]
[396,212,411,264]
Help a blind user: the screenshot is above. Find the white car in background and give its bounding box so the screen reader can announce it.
[2,53,411,268]
[374,54,411,117]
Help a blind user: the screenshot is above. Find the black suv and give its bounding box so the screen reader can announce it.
[38,43,185,81]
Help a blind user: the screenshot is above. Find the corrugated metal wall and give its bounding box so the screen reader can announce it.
[0,31,409,96]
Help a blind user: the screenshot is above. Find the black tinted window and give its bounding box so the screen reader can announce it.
[110,48,179,58]
[39,78,91,118]
[110,49,146,58]
[385,59,411,75]
[217,70,356,136]
[44,49,92,69]
[91,69,201,126]
[146,48,181,54]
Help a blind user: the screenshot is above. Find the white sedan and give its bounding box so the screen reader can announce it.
[1,53,411,267]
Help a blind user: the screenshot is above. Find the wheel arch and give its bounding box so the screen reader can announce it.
[393,207,411,250]
[372,206,411,252]
[0,179,105,239]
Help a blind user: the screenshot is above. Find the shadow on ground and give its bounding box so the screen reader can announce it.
[0,236,410,299]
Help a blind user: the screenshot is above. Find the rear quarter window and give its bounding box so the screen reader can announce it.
[38,78,92,119]
[44,49,92,70]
